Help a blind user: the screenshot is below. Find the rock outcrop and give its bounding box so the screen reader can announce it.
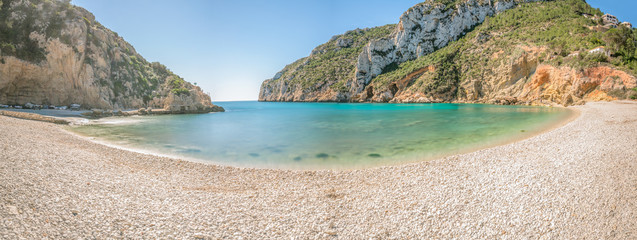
[0,0,223,113]
[259,25,396,102]
[519,65,637,105]
[260,0,544,103]
[351,0,542,96]
[368,42,637,106]
[259,0,637,106]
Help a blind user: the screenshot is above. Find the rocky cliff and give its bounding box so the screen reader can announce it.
[260,0,637,105]
[0,0,223,112]
[259,25,395,102]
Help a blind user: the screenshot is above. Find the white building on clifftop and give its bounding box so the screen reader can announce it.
[621,22,633,29]
[602,14,619,25]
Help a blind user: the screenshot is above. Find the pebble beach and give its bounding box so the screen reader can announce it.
[1,101,636,238]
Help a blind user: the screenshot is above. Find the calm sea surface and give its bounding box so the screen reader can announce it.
[71,102,572,169]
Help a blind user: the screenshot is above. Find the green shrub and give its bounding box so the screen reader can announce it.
[170,77,185,89]
[112,81,125,98]
[171,88,190,96]
[586,52,608,63]
[0,42,16,55]
[630,88,637,100]
[602,27,637,71]
[607,89,627,99]
[330,82,348,93]
[83,17,91,25]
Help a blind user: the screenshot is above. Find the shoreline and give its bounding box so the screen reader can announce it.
[0,105,225,124]
[65,128,220,168]
[1,101,636,238]
[65,104,578,171]
[389,105,581,170]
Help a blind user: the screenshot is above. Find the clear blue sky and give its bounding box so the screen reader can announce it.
[70,0,635,101]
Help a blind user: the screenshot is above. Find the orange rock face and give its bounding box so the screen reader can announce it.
[519,65,636,105]
[581,66,637,90]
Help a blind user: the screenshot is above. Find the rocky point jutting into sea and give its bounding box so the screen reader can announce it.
[259,0,637,105]
[0,0,223,113]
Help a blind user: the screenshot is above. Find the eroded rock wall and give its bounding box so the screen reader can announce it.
[259,0,547,103]
[352,0,543,95]
[384,45,637,106]
[0,0,222,112]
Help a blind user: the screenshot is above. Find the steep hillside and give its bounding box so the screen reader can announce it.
[0,0,223,112]
[259,25,395,102]
[259,0,637,105]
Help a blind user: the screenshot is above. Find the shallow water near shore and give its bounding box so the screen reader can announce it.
[71,101,572,169]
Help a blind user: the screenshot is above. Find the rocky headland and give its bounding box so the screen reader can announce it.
[259,0,637,106]
[0,0,223,113]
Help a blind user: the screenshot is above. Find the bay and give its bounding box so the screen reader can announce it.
[71,102,572,169]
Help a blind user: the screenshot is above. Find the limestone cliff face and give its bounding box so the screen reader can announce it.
[351,0,542,96]
[260,0,543,103]
[0,0,223,112]
[260,0,637,106]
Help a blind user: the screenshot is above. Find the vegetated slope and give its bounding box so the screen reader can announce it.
[259,25,395,102]
[0,0,223,112]
[259,0,637,105]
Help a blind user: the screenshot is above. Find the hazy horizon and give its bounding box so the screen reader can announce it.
[70,0,637,102]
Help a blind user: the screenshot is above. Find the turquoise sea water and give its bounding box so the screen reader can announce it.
[71,102,572,169]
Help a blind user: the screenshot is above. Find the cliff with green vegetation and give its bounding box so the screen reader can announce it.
[259,0,637,105]
[259,25,396,102]
[0,0,223,112]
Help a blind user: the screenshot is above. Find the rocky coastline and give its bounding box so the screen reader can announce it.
[79,105,225,119]
[0,0,223,113]
[0,102,225,124]
[259,0,637,106]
